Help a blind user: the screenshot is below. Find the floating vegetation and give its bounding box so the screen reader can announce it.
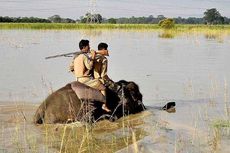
[203,30,225,43]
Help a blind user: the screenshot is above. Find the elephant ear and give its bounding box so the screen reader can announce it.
[125,82,143,101]
[124,82,145,113]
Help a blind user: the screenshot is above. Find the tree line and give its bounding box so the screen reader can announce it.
[0,15,75,23]
[1,8,230,24]
[0,16,51,23]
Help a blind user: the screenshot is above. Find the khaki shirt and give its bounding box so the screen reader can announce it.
[71,53,94,78]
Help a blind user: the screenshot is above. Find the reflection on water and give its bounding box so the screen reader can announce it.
[83,30,103,37]
[205,33,221,40]
[0,30,230,105]
[158,30,175,39]
[204,33,224,43]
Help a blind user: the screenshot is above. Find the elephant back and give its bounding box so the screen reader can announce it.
[70,81,106,103]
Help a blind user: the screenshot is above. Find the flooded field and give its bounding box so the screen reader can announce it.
[0,99,229,152]
[0,29,230,152]
[0,29,230,103]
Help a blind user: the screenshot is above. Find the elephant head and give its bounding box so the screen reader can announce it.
[107,80,146,118]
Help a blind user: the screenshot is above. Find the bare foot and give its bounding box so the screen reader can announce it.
[102,104,111,112]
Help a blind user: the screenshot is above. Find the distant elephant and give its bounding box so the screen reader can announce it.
[34,80,146,124]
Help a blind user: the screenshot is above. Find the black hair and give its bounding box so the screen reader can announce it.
[79,39,89,50]
[98,42,108,50]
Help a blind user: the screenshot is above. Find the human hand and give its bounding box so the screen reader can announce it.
[69,63,74,72]
[90,50,96,59]
[97,49,109,56]
[102,49,109,56]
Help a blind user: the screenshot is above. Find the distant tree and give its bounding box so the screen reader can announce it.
[158,18,175,29]
[116,17,126,24]
[137,17,146,23]
[155,15,166,24]
[186,17,196,24]
[0,16,12,22]
[173,16,204,24]
[48,15,62,23]
[157,15,166,20]
[1,12,229,24]
[108,18,117,24]
[223,17,230,24]
[129,16,136,23]
[80,13,102,23]
[146,15,154,23]
[61,18,75,23]
[48,15,75,23]
[85,12,92,23]
[174,16,183,24]
[204,8,224,24]
[80,15,87,23]
[94,14,102,23]
[0,16,50,23]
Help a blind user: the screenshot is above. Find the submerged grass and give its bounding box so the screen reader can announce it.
[0,102,150,153]
[1,23,230,43]
[0,23,160,30]
[213,120,230,128]
[210,119,230,152]
[0,23,230,31]
[33,114,149,153]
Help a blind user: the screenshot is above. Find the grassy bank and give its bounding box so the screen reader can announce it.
[0,23,160,30]
[0,23,230,30]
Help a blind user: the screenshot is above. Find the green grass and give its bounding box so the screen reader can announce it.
[213,119,230,128]
[0,23,160,30]
[1,23,230,30]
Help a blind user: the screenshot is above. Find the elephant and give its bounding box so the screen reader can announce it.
[34,80,146,124]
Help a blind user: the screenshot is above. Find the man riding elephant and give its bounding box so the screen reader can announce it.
[69,39,112,112]
[94,42,114,86]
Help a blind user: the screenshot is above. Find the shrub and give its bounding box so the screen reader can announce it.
[158,18,175,29]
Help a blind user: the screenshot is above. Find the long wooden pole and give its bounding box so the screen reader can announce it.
[45,51,81,59]
[45,50,109,60]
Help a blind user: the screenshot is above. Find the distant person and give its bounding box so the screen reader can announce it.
[69,39,111,112]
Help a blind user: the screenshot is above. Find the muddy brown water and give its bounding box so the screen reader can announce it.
[0,100,229,153]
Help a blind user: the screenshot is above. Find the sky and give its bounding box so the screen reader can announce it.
[0,0,230,19]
